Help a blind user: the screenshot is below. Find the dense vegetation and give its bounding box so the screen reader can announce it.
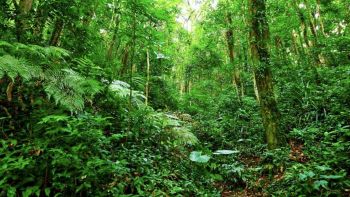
[0,0,349,196]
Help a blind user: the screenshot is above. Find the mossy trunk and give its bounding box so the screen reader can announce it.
[249,0,280,149]
[13,0,33,42]
[225,13,243,100]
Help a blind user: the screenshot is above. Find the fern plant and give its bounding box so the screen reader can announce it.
[0,55,41,81]
[0,40,101,111]
[108,80,147,108]
[152,112,199,146]
[44,69,102,111]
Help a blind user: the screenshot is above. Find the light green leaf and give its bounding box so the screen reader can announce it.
[320,174,345,179]
[313,180,328,190]
[315,165,332,171]
[45,188,51,196]
[190,151,210,163]
[7,187,16,197]
[213,150,239,155]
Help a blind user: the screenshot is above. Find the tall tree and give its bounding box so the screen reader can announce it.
[225,11,244,100]
[13,0,34,42]
[248,0,280,149]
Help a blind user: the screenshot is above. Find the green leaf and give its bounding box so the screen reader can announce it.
[23,186,40,197]
[39,115,69,124]
[7,187,16,197]
[320,174,345,179]
[298,171,315,181]
[45,188,51,196]
[313,180,328,190]
[315,165,332,171]
[10,139,17,146]
[213,150,239,155]
[54,193,62,197]
[189,151,210,163]
[23,188,32,197]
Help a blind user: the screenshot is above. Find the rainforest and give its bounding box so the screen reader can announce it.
[0,0,349,196]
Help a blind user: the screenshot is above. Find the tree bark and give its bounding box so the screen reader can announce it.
[19,0,33,13]
[316,0,325,36]
[145,49,151,106]
[249,0,280,149]
[120,46,130,75]
[49,19,64,46]
[225,12,243,100]
[13,0,33,42]
[129,2,137,109]
[296,5,311,48]
[107,1,121,61]
[291,29,300,56]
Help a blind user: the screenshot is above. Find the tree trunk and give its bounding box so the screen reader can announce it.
[274,36,288,64]
[107,2,121,61]
[249,0,280,149]
[306,0,326,65]
[120,46,130,75]
[145,49,151,106]
[49,19,64,46]
[13,0,33,42]
[294,1,322,84]
[32,3,48,43]
[297,6,311,48]
[316,0,325,35]
[252,73,260,104]
[291,29,300,56]
[129,3,137,109]
[225,12,244,100]
[19,0,33,13]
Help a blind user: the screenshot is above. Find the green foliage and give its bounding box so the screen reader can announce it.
[1,0,350,196]
[108,80,146,108]
[0,41,101,111]
[0,114,129,196]
[44,69,102,111]
[0,55,40,81]
[148,77,179,110]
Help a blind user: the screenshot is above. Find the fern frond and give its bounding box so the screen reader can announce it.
[0,55,42,81]
[109,80,146,107]
[0,41,70,61]
[132,76,146,89]
[44,69,102,111]
[44,46,70,59]
[0,40,100,111]
[170,127,199,145]
[0,41,13,50]
[73,57,101,70]
[152,112,199,146]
